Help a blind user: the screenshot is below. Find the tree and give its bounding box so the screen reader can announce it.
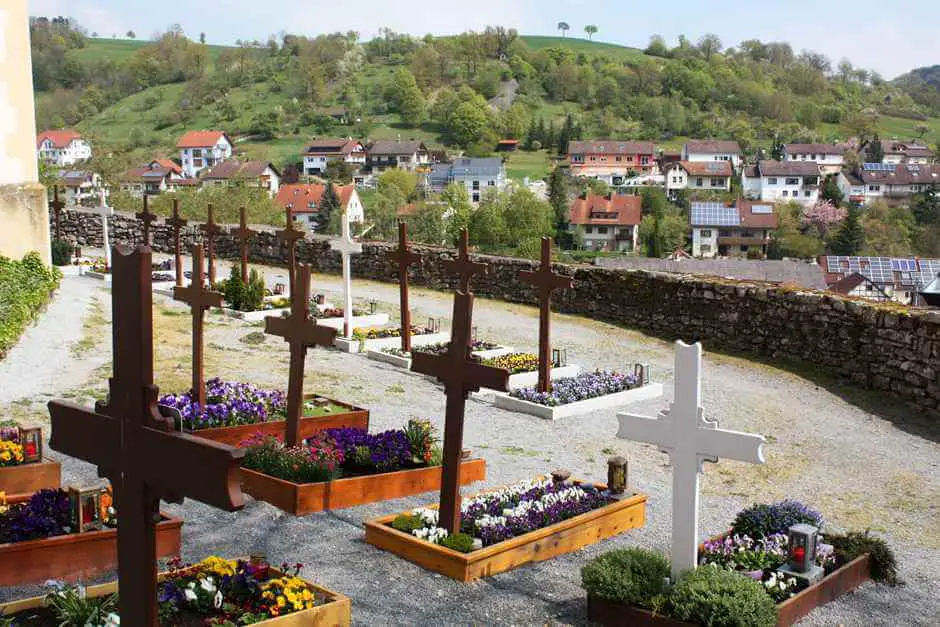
[442,183,472,245]
[324,160,354,184]
[770,136,785,161]
[499,103,529,140]
[317,182,342,233]
[378,169,418,201]
[862,202,914,256]
[912,186,940,225]
[697,34,722,60]
[843,109,879,143]
[830,204,865,255]
[126,30,136,39]
[199,32,206,44]
[469,192,507,248]
[584,25,598,41]
[915,123,930,139]
[557,22,570,38]
[820,175,844,207]
[837,58,853,83]
[645,35,669,58]
[408,203,446,245]
[867,134,884,163]
[447,99,493,147]
[548,167,569,231]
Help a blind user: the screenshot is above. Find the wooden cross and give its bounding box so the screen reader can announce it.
[96,190,114,270]
[617,341,765,580]
[386,221,421,352]
[49,185,64,241]
[276,207,305,296]
[173,245,224,410]
[201,204,222,286]
[135,195,159,245]
[411,229,508,534]
[329,211,362,338]
[446,229,486,294]
[520,237,573,393]
[47,244,244,626]
[265,263,337,446]
[166,199,188,287]
[232,207,257,284]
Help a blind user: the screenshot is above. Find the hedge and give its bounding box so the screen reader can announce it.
[0,252,61,359]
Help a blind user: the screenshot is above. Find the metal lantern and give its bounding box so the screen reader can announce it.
[428,317,441,333]
[786,524,818,573]
[552,348,567,368]
[18,426,42,463]
[634,363,651,386]
[369,299,378,314]
[607,456,628,494]
[273,282,286,296]
[69,485,103,533]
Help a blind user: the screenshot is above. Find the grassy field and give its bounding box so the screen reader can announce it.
[503,150,552,182]
[520,36,647,63]
[75,37,229,64]
[818,115,940,142]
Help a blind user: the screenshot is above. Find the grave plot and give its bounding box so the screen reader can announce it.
[0,423,60,498]
[81,192,114,283]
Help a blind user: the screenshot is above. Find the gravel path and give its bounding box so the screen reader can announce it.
[1,253,937,626]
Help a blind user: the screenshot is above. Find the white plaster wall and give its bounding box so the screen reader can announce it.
[0,1,39,185]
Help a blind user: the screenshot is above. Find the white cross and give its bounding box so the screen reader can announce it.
[617,341,766,580]
[95,189,114,269]
[329,211,362,338]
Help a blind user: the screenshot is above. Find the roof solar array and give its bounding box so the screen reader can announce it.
[690,202,739,226]
[705,162,726,173]
[827,256,940,288]
[751,204,773,214]
[863,162,895,172]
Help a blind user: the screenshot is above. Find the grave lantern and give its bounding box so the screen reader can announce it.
[634,363,651,386]
[428,317,441,333]
[776,523,824,585]
[607,456,628,495]
[552,348,567,368]
[274,283,286,296]
[369,299,378,314]
[18,426,42,463]
[99,486,115,526]
[314,293,325,305]
[69,485,103,532]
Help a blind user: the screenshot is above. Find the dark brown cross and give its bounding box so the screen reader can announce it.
[520,237,573,393]
[386,221,421,352]
[173,245,224,409]
[232,207,256,284]
[166,199,188,287]
[265,264,337,446]
[135,195,159,245]
[412,230,508,534]
[276,207,304,295]
[49,186,64,241]
[47,244,244,627]
[446,229,486,294]
[201,204,222,286]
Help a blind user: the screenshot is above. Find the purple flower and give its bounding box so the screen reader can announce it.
[158,378,286,430]
[509,370,640,406]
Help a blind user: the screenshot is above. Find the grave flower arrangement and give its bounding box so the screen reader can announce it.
[0,439,24,467]
[353,325,434,340]
[312,306,366,319]
[158,378,286,430]
[510,370,639,406]
[381,339,501,358]
[0,488,72,543]
[482,352,539,374]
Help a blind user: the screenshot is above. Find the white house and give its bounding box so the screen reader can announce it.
[302,138,366,175]
[36,130,91,167]
[58,170,104,205]
[861,139,935,165]
[427,157,506,203]
[567,193,642,253]
[838,163,940,205]
[782,143,848,176]
[664,161,732,199]
[690,200,777,259]
[202,160,280,197]
[741,160,820,205]
[682,140,743,170]
[274,183,365,230]
[176,130,234,178]
[365,139,430,173]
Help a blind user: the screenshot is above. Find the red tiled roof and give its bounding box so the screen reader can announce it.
[568,140,655,155]
[37,130,82,149]
[150,159,182,175]
[275,183,354,213]
[685,140,741,154]
[176,130,231,149]
[736,200,778,229]
[568,194,642,226]
[828,272,867,295]
[669,160,733,177]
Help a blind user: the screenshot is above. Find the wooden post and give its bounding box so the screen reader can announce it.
[49,186,64,241]
[386,221,421,352]
[232,207,257,285]
[275,207,304,297]
[135,195,159,246]
[166,200,188,287]
[201,204,222,286]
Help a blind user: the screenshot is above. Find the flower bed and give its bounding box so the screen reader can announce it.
[240,419,485,514]
[334,328,451,353]
[364,477,648,581]
[0,252,61,359]
[370,341,514,369]
[0,556,351,626]
[0,424,61,496]
[582,499,895,627]
[159,380,369,447]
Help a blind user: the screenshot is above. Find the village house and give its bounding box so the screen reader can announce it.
[782,143,848,176]
[567,140,656,185]
[741,160,820,205]
[274,183,365,230]
[681,140,743,170]
[176,130,234,178]
[36,130,91,166]
[861,139,935,165]
[819,255,940,305]
[690,200,777,259]
[664,161,733,199]
[837,163,940,205]
[302,138,366,175]
[119,160,186,197]
[567,193,642,253]
[365,139,430,173]
[57,170,104,205]
[427,157,506,202]
[202,160,280,196]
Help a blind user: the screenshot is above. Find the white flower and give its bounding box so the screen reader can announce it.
[200,576,216,593]
[183,588,197,602]
[102,613,120,627]
[214,590,223,608]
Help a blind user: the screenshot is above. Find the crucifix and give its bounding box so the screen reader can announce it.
[232,206,256,284]
[329,211,362,338]
[411,229,508,534]
[173,245,224,410]
[201,204,222,286]
[276,207,304,296]
[520,237,572,393]
[617,341,766,580]
[265,263,337,446]
[47,244,244,626]
[136,195,159,245]
[386,221,421,352]
[50,185,64,241]
[166,199,188,287]
[96,190,114,270]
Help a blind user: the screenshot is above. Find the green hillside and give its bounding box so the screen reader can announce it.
[519,35,647,62]
[74,37,230,64]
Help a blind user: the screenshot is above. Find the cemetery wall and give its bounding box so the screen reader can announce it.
[56,208,940,411]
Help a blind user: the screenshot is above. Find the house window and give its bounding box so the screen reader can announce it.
[785,177,800,185]
[572,155,583,162]
[782,190,789,197]
[791,155,798,160]
[695,178,704,187]
[869,185,881,192]
[640,156,649,165]
[711,178,724,187]
[472,193,480,202]
[804,190,812,197]
[740,245,749,252]
[700,229,712,238]
[590,156,596,161]
[701,244,712,252]
[487,180,495,186]
[626,156,634,162]
[584,226,592,234]
[719,230,731,237]
[472,181,480,190]
[615,156,622,162]
[598,226,608,234]
[192,149,202,157]
[811,154,817,160]
[767,177,777,184]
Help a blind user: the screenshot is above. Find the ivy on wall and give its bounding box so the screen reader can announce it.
[0,252,61,359]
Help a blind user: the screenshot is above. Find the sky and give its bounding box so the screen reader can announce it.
[28,0,940,79]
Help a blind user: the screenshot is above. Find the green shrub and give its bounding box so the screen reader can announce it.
[581,548,671,608]
[669,566,777,627]
[730,500,822,539]
[50,239,72,266]
[441,532,475,553]
[827,532,899,585]
[0,252,61,358]
[391,513,424,534]
[45,585,117,626]
[221,266,265,312]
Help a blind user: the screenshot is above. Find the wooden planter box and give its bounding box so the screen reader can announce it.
[0,458,60,497]
[0,515,182,586]
[585,554,872,627]
[185,396,369,447]
[242,458,486,515]
[365,485,647,582]
[0,563,351,626]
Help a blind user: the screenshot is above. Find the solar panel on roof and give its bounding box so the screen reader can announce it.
[690,202,739,226]
[751,204,773,214]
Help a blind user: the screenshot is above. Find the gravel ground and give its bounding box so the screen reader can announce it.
[1,251,938,626]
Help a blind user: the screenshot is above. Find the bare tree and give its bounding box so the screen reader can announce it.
[697,33,722,60]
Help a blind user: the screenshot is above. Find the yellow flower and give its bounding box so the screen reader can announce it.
[277,595,286,607]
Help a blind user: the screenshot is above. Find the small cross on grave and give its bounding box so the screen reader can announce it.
[276,207,305,295]
[386,221,421,352]
[49,185,65,241]
[446,229,486,294]
[411,229,508,534]
[166,199,188,287]
[136,195,159,245]
[617,341,766,580]
[329,211,362,338]
[173,245,224,410]
[201,204,222,286]
[265,263,337,446]
[520,237,573,393]
[95,190,114,270]
[48,244,244,626]
[232,207,256,285]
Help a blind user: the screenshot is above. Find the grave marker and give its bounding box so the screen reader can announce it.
[617,341,765,580]
[135,195,158,245]
[48,244,244,626]
[386,221,421,352]
[49,185,64,241]
[232,206,256,284]
[95,190,113,270]
[275,207,304,296]
[329,211,362,338]
[166,199,188,287]
[201,204,222,286]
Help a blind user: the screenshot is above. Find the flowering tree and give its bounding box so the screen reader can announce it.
[801,200,846,238]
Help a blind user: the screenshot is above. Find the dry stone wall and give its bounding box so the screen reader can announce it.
[54,207,940,411]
